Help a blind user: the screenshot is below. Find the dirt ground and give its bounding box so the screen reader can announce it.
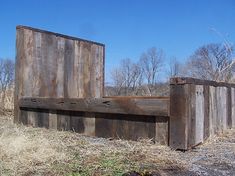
[0,114,234,176]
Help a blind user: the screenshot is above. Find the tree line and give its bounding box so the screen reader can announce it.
[0,42,234,108]
[106,42,235,96]
[0,58,14,110]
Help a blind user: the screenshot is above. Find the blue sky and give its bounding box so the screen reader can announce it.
[0,0,235,82]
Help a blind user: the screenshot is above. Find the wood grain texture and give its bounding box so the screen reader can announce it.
[70,111,96,135]
[15,27,104,99]
[38,110,49,128]
[227,87,232,128]
[187,85,196,147]
[231,88,235,128]
[64,39,75,98]
[14,28,25,123]
[15,26,104,125]
[169,84,190,150]
[209,86,217,136]
[57,110,71,131]
[70,111,84,133]
[95,113,157,142]
[155,116,169,145]
[56,37,65,97]
[27,110,39,127]
[216,87,228,133]
[19,97,169,116]
[83,112,96,136]
[170,77,235,88]
[22,29,34,97]
[48,111,58,129]
[19,108,28,125]
[195,85,204,144]
[203,85,210,140]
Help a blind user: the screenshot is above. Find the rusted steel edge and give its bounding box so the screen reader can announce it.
[16,25,105,47]
[170,77,235,88]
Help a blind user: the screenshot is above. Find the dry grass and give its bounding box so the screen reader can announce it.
[0,88,14,110]
[0,115,189,176]
[0,115,234,176]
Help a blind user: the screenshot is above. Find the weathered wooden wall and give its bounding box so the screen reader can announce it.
[19,109,169,144]
[15,26,234,149]
[170,77,235,150]
[15,26,104,125]
[14,26,169,145]
[18,97,169,144]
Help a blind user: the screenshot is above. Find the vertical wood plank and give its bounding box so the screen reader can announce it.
[170,84,190,150]
[64,39,76,98]
[95,114,114,138]
[170,84,198,149]
[77,41,85,98]
[195,85,204,144]
[187,85,196,147]
[81,42,92,97]
[90,45,104,98]
[222,87,228,131]
[57,110,71,131]
[216,87,222,133]
[227,87,232,128]
[14,28,25,123]
[70,111,86,133]
[38,110,49,128]
[83,112,96,136]
[27,110,39,127]
[20,109,28,125]
[231,88,235,128]
[219,87,227,131]
[39,33,58,97]
[215,87,228,133]
[209,86,216,137]
[22,29,34,97]
[32,31,42,97]
[49,110,58,129]
[56,37,65,97]
[203,85,210,140]
[155,116,168,145]
[90,44,97,98]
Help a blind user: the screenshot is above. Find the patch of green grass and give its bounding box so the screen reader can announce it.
[66,151,140,176]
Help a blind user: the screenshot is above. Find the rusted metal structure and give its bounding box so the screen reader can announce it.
[14,26,235,150]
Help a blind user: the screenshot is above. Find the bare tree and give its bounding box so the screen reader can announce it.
[110,58,143,96]
[140,47,164,95]
[168,57,182,78]
[0,58,15,108]
[110,67,125,95]
[184,43,234,82]
[129,62,143,94]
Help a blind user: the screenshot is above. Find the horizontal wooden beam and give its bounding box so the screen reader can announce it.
[170,77,235,88]
[19,97,169,117]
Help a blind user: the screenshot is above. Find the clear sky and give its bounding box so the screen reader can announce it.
[0,0,235,82]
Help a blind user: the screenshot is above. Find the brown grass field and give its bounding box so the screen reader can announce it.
[0,112,234,176]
